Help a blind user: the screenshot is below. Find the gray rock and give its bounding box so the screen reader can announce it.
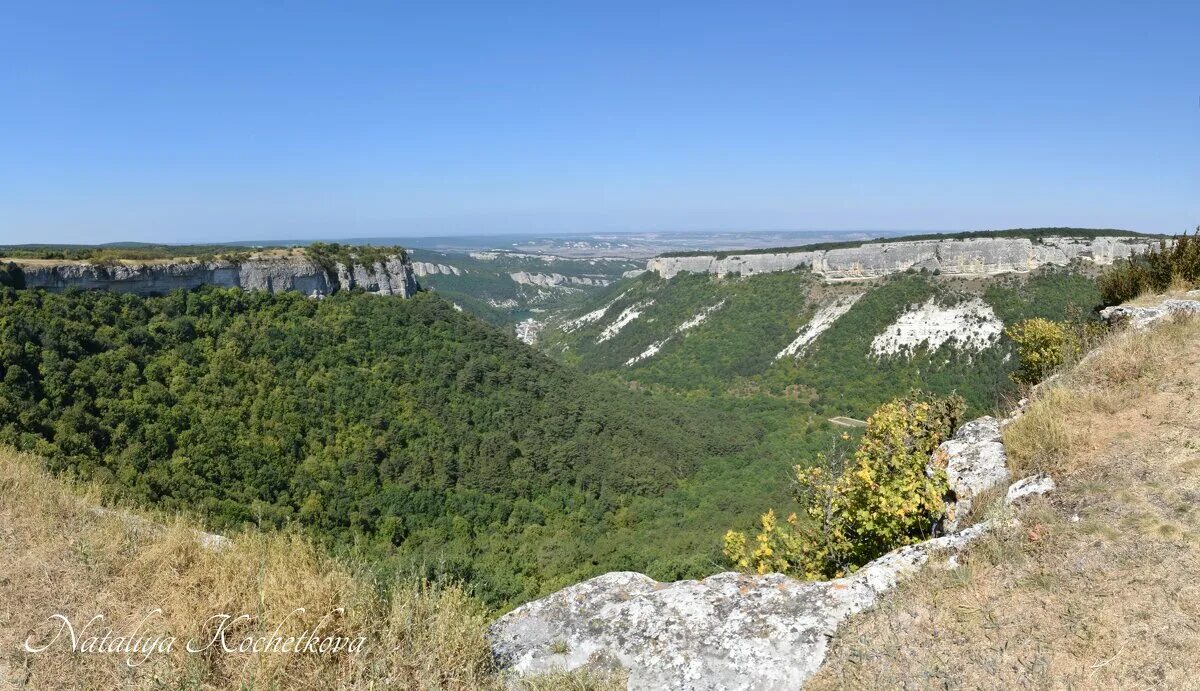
[1006,474,1055,504]
[490,523,993,691]
[12,253,418,298]
[1099,297,1200,329]
[646,236,1163,282]
[934,416,1010,532]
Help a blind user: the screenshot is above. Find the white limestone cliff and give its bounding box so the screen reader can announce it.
[11,253,419,298]
[646,236,1162,281]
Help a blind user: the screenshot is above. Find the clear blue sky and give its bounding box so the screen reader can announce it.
[1,1,1196,244]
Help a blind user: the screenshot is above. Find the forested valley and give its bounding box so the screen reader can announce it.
[0,254,1111,609]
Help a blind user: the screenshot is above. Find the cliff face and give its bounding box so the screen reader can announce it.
[12,254,419,297]
[647,236,1162,280]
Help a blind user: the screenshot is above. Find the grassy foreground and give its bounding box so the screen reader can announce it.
[0,450,622,690]
[810,311,1200,687]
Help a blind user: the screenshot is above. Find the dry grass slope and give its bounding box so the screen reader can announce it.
[0,452,622,690]
[810,313,1200,688]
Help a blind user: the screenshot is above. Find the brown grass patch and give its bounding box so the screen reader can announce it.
[0,450,623,690]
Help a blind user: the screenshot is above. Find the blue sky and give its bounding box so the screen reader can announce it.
[1,1,1196,244]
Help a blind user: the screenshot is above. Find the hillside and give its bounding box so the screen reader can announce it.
[0,448,623,689]
[409,249,640,328]
[482,292,1200,687]
[810,304,1200,687]
[542,266,1100,415]
[0,286,775,607]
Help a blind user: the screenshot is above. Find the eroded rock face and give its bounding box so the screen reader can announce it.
[509,271,610,288]
[646,236,1162,281]
[411,261,462,276]
[14,254,418,298]
[1099,296,1200,329]
[869,298,1003,357]
[935,416,1010,532]
[490,416,1051,690]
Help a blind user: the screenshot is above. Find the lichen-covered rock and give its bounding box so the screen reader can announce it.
[935,416,1010,532]
[490,523,998,690]
[1099,297,1200,329]
[1006,474,1055,503]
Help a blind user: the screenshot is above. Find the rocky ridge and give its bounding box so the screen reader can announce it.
[1099,292,1200,328]
[489,411,1049,689]
[11,253,419,297]
[646,236,1160,281]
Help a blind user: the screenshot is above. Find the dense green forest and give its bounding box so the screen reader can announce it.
[0,247,1110,609]
[0,285,836,606]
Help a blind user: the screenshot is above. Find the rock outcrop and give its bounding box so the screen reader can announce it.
[11,254,418,298]
[934,416,1009,533]
[1099,294,1200,329]
[647,236,1161,281]
[489,416,1052,690]
[411,261,462,276]
[509,271,611,288]
[869,298,1003,357]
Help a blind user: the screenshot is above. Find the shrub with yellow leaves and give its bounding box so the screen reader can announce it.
[723,391,965,579]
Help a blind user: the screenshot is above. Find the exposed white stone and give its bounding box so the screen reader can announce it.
[625,340,667,366]
[597,300,653,344]
[509,271,610,288]
[515,318,544,345]
[90,506,231,552]
[676,299,726,332]
[1099,297,1200,329]
[934,416,1010,532]
[16,254,420,298]
[646,236,1164,282]
[776,293,864,359]
[411,261,462,276]
[623,301,725,366]
[1006,474,1056,503]
[489,521,1011,689]
[871,298,1002,357]
[560,291,630,333]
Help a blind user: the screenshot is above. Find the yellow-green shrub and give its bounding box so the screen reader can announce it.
[1006,318,1068,385]
[1007,313,1107,386]
[724,391,964,578]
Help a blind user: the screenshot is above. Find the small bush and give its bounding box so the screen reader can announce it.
[1006,311,1108,386]
[724,391,965,578]
[1006,318,1068,385]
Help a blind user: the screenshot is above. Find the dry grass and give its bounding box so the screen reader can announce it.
[0,451,623,690]
[810,313,1200,689]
